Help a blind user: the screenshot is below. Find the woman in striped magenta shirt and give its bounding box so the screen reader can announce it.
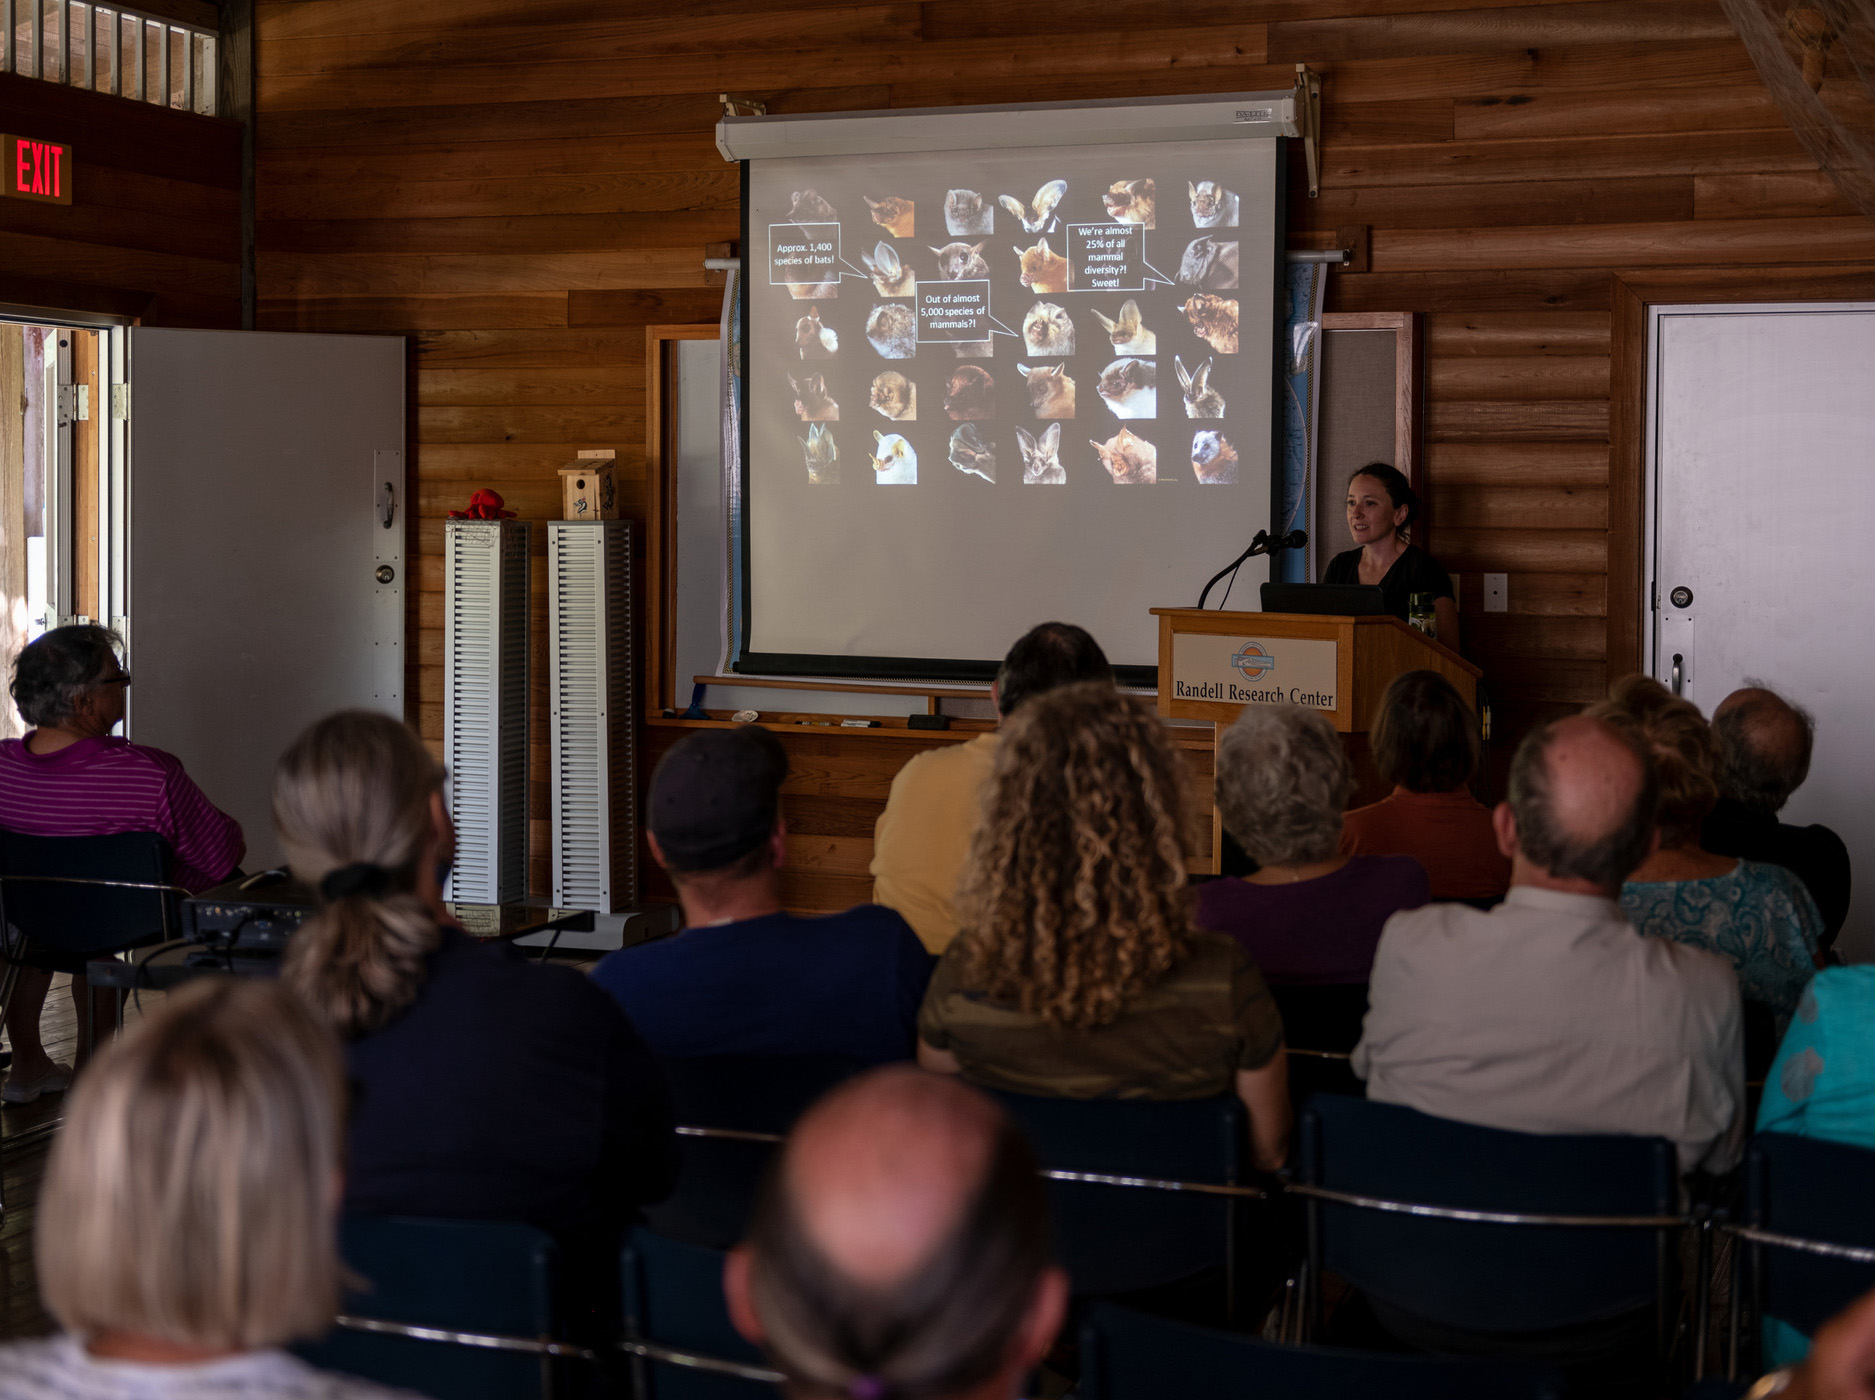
[0,626,243,1103]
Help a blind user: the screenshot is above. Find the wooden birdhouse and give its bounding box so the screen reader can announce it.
[558,450,619,521]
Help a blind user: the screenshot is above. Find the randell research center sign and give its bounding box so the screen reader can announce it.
[1169,632,1338,710]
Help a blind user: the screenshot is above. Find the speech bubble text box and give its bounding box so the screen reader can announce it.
[1067,223,1144,292]
[916,280,991,342]
[768,221,841,286]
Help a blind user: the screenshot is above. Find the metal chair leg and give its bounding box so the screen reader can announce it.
[1693,1212,1713,1381]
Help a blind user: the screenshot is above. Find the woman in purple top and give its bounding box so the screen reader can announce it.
[1198,704,1429,1050]
[0,627,243,1102]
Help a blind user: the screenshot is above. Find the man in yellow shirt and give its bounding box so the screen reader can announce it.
[870,622,1111,952]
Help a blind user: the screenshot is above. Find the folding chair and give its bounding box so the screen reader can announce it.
[1294,1096,1687,1375]
[0,828,186,1217]
[1271,983,1369,1103]
[989,1089,1261,1318]
[647,1053,863,1248]
[296,1216,574,1400]
[1078,1299,1565,1400]
[1726,1132,1875,1377]
[621,1226,782,1399]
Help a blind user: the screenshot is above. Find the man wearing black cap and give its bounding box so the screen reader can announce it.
[591,725,933,1065]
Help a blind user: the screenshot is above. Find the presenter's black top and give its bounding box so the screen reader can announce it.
[343,927,677,1235]
[1323,543,1454,623]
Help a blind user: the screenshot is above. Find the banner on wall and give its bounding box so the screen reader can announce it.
[1278,260,1326,585]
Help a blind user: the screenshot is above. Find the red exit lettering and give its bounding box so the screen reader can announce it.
[2,135,73,204]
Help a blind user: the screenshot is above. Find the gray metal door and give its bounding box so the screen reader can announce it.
[1648,303,1875,959]
[126,328,404,871]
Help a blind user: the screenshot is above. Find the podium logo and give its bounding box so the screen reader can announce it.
[1232,643,1276,682]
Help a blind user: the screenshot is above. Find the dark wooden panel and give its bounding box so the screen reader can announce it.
[1693,171,1859,220]
[1435,527,1608,573]
[1322,39,1761,105]
[260,210,738,255]
[1428,355,1610,400]
[0,73,241,187]
[568,288,724,325]
[1329,268,1613,313]
[256,295,569,331]
[1427,399,1610,441]
[1426,441,1608,486]
[1424,312,1612,358]
[1453,83,1783,139]
[1325,128,1810,190]
[258,168,739,220]
[1431,483,1610,529]
[418,405,643,444]
[1269,2,1732,63]
[1291,174,1694,231]
[1378,216,1875,272]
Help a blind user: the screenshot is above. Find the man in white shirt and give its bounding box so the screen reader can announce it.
[1354,713,1745,1176]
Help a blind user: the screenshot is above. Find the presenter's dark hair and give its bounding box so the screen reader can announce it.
[1348,463,1419,534]
[995,622,1111,718]
[1372,670,1481,794]
[10,624,121,728]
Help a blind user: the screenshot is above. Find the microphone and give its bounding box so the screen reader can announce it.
[1196,529,1310,609]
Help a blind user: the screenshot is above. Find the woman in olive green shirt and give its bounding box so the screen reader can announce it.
[917,682,1291,1171]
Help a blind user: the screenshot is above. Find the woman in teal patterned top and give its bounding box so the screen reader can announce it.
[1590,676,1821,1026]
[1751,969,1875,1366]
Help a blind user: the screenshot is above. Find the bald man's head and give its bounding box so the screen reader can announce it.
[1507,715,1659,893]
[730,1068,1060,1400]
[1714,685,1815,814]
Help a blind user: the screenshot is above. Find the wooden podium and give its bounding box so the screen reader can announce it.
[1151,608,1478,730]
[1151,609,1480,869]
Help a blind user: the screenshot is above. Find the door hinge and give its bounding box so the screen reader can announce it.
[55,384,75,426]
[75,384,89,421]
[1650,581,1659,611]
[110,384,129,420]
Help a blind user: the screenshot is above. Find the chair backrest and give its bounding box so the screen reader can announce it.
[1299,1096,1679,1334]
[621,1227,778,1400]
[990,1089,1245,1300]
[294,1215,561,1400]
[0,829,179,957]
[646,1054,864,1249]
[1078,1300,1565,1400]
[1747,1132,1875,1337]
[1270,983,1369,1056]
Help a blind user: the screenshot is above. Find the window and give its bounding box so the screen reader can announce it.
[3,1,216,116]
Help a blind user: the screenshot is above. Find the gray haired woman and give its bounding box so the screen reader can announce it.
[1196,705,1429,1040]
[0,625,243,1103]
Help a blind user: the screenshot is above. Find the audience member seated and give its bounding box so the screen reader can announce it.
[592,725,931,1065]
[0,625,243,1104]
[871,621,1111,953]
[1340,669,1511,903]
[1355,714,1746,1176]
[723,1066,1067,1400]
[273,711,675,1239]
[1759,967,1875,1150]
[1590,675,1821,1028]
[917,683,1291,1171]
[1199,704,1429,1021]
[1706,683,1852,956]
[0,978,409,1399]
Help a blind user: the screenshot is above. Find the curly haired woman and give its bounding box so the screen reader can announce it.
[916,683,1291,1170]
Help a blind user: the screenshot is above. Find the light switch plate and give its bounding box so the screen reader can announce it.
[1484,573,1508,613]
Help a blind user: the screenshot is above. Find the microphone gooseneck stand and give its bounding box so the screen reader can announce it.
[1197,529,1308,609]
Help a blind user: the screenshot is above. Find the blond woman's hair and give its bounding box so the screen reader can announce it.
[37,978,346,1350]
[275,710,445,1038]
[1586,674,1720,849]
[954,682,1192,1031]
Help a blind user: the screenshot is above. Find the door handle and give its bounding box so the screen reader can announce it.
[379,481,396,529]
[1671,653,1684,696]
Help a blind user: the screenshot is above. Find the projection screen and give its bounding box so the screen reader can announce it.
[722,94,1294,682]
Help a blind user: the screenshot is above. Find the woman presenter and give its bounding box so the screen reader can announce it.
[1322,462,1460,649]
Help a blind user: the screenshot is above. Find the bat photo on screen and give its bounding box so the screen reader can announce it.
[1096,357,1156,420]
[870,431,918,484]
[1179,294,1240,355]
[1191,430,1238,484]
[949,423,997,483]
[1189,180,1240,228]
[944,188,994,235]
[1176,355,1224,418]
[1022,301,1074,357]
[930,241,991,281]
[1102,177,1155,228]
[1092,299,1154,356]
[1017,423,1065,484]
[1091,426,1157,484]
[1015,362,1075,419]
[789,371,838,422]
[798,423,838,484]
[944,364,996,421]
[869,371,916,421]
[864,194,915,238]
[866,303,917,359]
[998,178,1066,234]
[795,306,838,360]
[861,242,915,298]
[1014,237,1070,294]
[1176,236,1240,291]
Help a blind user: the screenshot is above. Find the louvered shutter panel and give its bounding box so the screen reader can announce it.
[442,519,530,903]
[548,521,636,912]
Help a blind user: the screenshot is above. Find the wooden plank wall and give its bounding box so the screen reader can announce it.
[252,0,1875,903]
[0,72,241,325]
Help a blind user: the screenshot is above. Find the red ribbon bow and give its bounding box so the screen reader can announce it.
[447,489,517,520]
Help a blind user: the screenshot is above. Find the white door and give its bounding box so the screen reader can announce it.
[126,329,405,870]
[1648,303,1875,959]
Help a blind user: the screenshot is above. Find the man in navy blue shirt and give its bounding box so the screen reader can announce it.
[592,724,933,1065]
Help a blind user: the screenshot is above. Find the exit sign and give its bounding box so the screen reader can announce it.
[3,136,72,204]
